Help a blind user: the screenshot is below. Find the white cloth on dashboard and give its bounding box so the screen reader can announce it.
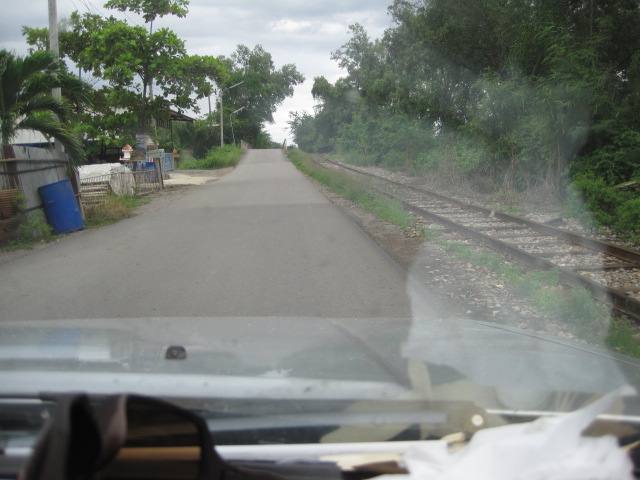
[378,386,635,480]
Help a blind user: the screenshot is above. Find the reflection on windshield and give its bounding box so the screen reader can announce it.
[1,3,640,479]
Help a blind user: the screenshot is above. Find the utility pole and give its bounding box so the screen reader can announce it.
[48,0,59,68]
[48,0,65,158]
[48,0,60,100]
[220,90,223,147]
[148,20,154,102]
[219,81,244,147]
[230,106,246,146]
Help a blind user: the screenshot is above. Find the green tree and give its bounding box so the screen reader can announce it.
[23,1,228,145]
[331,24,387,96]
[288,111,318,151]
[0,49,89,167]
[102,0,191,115]
[301,0,640,196]
[67,12,225,120]
[104,0,189,22]
[216,45,304,146]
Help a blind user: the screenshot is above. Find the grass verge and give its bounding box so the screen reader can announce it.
[178,145,243,170]
[84,195,149,229]
[287,149,413,229]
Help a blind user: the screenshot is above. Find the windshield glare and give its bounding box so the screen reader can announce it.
[2,0,640,469]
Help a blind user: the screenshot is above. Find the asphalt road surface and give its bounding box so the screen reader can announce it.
[0,149,419,321]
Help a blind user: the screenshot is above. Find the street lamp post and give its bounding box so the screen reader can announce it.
[219,81,244,146]
[230,106,246,146]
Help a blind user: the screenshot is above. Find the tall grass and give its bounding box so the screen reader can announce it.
[84,195,149,228]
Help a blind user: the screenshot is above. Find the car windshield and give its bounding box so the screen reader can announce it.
[2,0,640,478]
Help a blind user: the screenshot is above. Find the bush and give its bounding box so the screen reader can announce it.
[614,197,640,236]
[573,130,640,186]
[378,151,407,171]
[179,145,242,170]
[17,210,53,243]
[564,174,635,229]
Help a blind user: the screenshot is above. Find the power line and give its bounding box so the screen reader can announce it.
[122,12,144,28]
[74,0,142,28]
[86,0,110,17]
[79,0,100,16]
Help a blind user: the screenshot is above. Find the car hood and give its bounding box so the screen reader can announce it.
[0,317,638,414]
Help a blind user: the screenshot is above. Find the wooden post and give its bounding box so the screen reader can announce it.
[155,159,164,190]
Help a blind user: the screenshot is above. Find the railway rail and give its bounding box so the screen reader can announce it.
[311,154,640,323]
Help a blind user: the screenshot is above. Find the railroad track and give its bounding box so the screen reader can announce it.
[311,155,640,323]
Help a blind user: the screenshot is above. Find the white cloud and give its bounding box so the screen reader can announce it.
[269,18,345,37]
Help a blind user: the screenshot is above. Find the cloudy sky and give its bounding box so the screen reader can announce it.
[0,0,395,143]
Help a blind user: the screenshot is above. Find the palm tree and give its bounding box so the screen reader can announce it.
[0,49,90,167]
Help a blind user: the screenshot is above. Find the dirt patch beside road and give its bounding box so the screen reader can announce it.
[134,168,234,216]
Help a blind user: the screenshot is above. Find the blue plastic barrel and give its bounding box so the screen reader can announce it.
[38,179,84,235]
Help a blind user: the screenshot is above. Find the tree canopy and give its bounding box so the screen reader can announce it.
[21,1,303,156]
[174,44,304,151]
[103,0,189,22]
[22,0,227,150]
[219,45,304,124]
[202,45,304,147]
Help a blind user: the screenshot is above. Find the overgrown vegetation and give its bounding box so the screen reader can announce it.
[178,145,243,170]
[84,195,149,228]
[288,0,640,237]
[287,148,412,229]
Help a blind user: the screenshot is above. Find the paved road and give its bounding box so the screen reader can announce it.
[0,149,416,320]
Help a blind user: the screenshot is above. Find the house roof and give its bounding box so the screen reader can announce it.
[169,109,196,122]
[11,130,50,146]
[156,109,196,129]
